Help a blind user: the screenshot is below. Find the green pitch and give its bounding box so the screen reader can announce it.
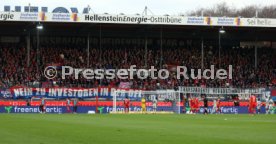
[0,114,275,144]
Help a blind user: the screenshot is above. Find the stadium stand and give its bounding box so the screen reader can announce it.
[0,43,275,89]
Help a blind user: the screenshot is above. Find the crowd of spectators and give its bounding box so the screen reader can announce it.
[0,42,275,90]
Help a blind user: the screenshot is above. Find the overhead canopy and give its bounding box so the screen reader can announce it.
[1,12,276,27]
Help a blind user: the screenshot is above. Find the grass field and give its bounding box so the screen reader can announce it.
[0,114,276,144]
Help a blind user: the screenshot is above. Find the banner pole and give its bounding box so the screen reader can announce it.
[201,37,204,69]
[87,33,90,67]
[160,26,163,69]
[145,36,148,67]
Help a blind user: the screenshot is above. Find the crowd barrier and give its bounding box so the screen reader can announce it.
[0,106,274,114]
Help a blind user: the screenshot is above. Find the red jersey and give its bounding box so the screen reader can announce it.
[194,98,199,108]
[250,95,257,107]
[249,95,257,114]
[124,98,130,107]
[217,99,221,108]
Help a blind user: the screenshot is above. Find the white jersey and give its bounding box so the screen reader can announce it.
[257,101,261,109]
[213,100,217,108]
[266,98,270,109]
[269,99,274,109]
[152,99,157,108]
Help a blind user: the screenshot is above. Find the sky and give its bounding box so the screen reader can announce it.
[1,0,275,15]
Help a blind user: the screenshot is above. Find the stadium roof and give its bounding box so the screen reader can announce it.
[1,21,276,41]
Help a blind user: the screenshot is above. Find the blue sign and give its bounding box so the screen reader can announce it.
[0,106,274,114]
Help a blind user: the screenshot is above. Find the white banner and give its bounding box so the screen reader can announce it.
[1,12,276,27]
[179,87,266,95]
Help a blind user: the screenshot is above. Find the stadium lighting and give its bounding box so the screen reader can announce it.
[219,27,225,34]
[36,23,43,30]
